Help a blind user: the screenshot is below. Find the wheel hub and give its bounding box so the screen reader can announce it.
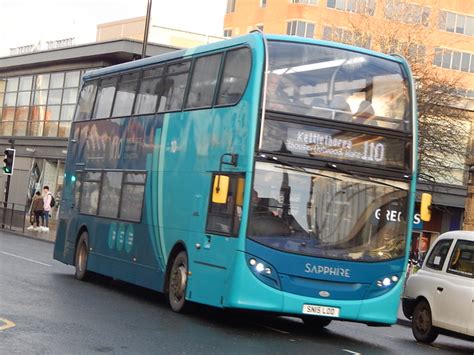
[170,265,187,301]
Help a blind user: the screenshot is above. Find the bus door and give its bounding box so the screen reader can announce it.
[189,173,245,306]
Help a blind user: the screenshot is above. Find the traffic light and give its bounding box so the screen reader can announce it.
[3,148,15,175]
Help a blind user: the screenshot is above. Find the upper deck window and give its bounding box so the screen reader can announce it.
[134,67,164,115]
[112,72,139,117]
[216,48,251,106]
[186,54,222,109]
[266,41,412,131]
[92,77,117,119]
[159,61,190,112]
[74,81,97,121]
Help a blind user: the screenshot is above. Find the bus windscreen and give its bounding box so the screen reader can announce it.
[248,162,409,262]
[266,41,412,131]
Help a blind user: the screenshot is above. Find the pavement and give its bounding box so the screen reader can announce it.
[3,226,414,329]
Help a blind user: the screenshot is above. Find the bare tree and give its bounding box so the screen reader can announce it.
[337,5,472,185]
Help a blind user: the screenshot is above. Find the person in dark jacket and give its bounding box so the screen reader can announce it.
[31,191,44,231]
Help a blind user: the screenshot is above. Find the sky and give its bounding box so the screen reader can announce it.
[0,0,227,56]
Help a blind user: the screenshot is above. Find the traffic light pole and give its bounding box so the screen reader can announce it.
[2,139,14,228]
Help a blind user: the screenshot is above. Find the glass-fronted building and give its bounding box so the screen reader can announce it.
[0,40,176,229]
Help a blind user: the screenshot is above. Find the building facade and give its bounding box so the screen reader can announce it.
[0,40,176,230]
[224,0,474,252]
[96,17,225,48]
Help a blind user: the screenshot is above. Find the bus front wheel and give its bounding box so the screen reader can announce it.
[167,251,190,313]
[75,232,91,281]
[302,316,332,328]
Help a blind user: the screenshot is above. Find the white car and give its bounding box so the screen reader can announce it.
[402,231,474,343]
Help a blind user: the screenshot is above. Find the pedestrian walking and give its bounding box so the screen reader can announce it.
[28,191,44,231]
[42,185,54,232]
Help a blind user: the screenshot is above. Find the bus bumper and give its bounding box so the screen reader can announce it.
[223,252,402,325]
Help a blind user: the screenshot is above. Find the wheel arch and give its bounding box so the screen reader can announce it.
[73,224,89,266]
[163,241,188,293]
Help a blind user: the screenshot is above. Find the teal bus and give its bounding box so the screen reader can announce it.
[54,32,418,327]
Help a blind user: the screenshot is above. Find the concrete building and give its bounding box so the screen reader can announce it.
[0,40,176,232]
[224,0,474,253]
[96,16,225,48]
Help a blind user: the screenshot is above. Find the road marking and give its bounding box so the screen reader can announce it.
[0,318,16,331]
[249,321,291,334]
[0,251,52,267]
[342,349,361,355]
[261,324,290,334]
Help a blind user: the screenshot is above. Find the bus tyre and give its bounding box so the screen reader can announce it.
[411,300,438,343]
[167,251,189,313]
[75,232,91,281]
[302,316,332,328]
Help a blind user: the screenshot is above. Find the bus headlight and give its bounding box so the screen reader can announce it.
[376,275,399,288]
[366,273,402,299]
[246,255,280,289]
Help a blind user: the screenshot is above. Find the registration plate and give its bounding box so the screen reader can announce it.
[302,304,340,317]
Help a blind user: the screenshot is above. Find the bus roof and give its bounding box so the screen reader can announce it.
[82,33,407,81]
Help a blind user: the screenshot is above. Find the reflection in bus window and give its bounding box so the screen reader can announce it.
[186,54,222,109]
[217,48,251,105]
[248,162,409,262]
[74,81,97,121]
[93,77,117,119]
[134,67,163,115]
[267,41,411,131]
[112,73,139,117]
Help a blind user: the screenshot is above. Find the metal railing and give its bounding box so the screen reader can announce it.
[0,202,27,233]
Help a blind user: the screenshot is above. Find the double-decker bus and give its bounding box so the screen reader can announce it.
[54,32,418,327]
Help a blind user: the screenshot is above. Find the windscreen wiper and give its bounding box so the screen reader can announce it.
[257,153,347,182]
[326,163,408,190]
[256,153,309,173]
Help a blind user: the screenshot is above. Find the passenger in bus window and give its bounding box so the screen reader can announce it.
[266,73,293,111]
[330,95,352,122]
[354,100,377,126]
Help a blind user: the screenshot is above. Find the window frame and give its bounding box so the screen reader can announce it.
[184,53,224,110]
[212,46,252,108]
[111,71,140,118]
[79,170,102,216]
[118,171,148,223]
[446,239,474,279]
[205,172,245,237]
[78,169,147,223]
[425,239,453,271]
[74,45,252,123]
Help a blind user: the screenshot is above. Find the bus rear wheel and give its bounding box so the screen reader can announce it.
[302,316,332,328]
[75,232,91,281]
[167,251,190,313]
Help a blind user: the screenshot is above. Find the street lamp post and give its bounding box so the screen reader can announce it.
[142,0,153,59]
